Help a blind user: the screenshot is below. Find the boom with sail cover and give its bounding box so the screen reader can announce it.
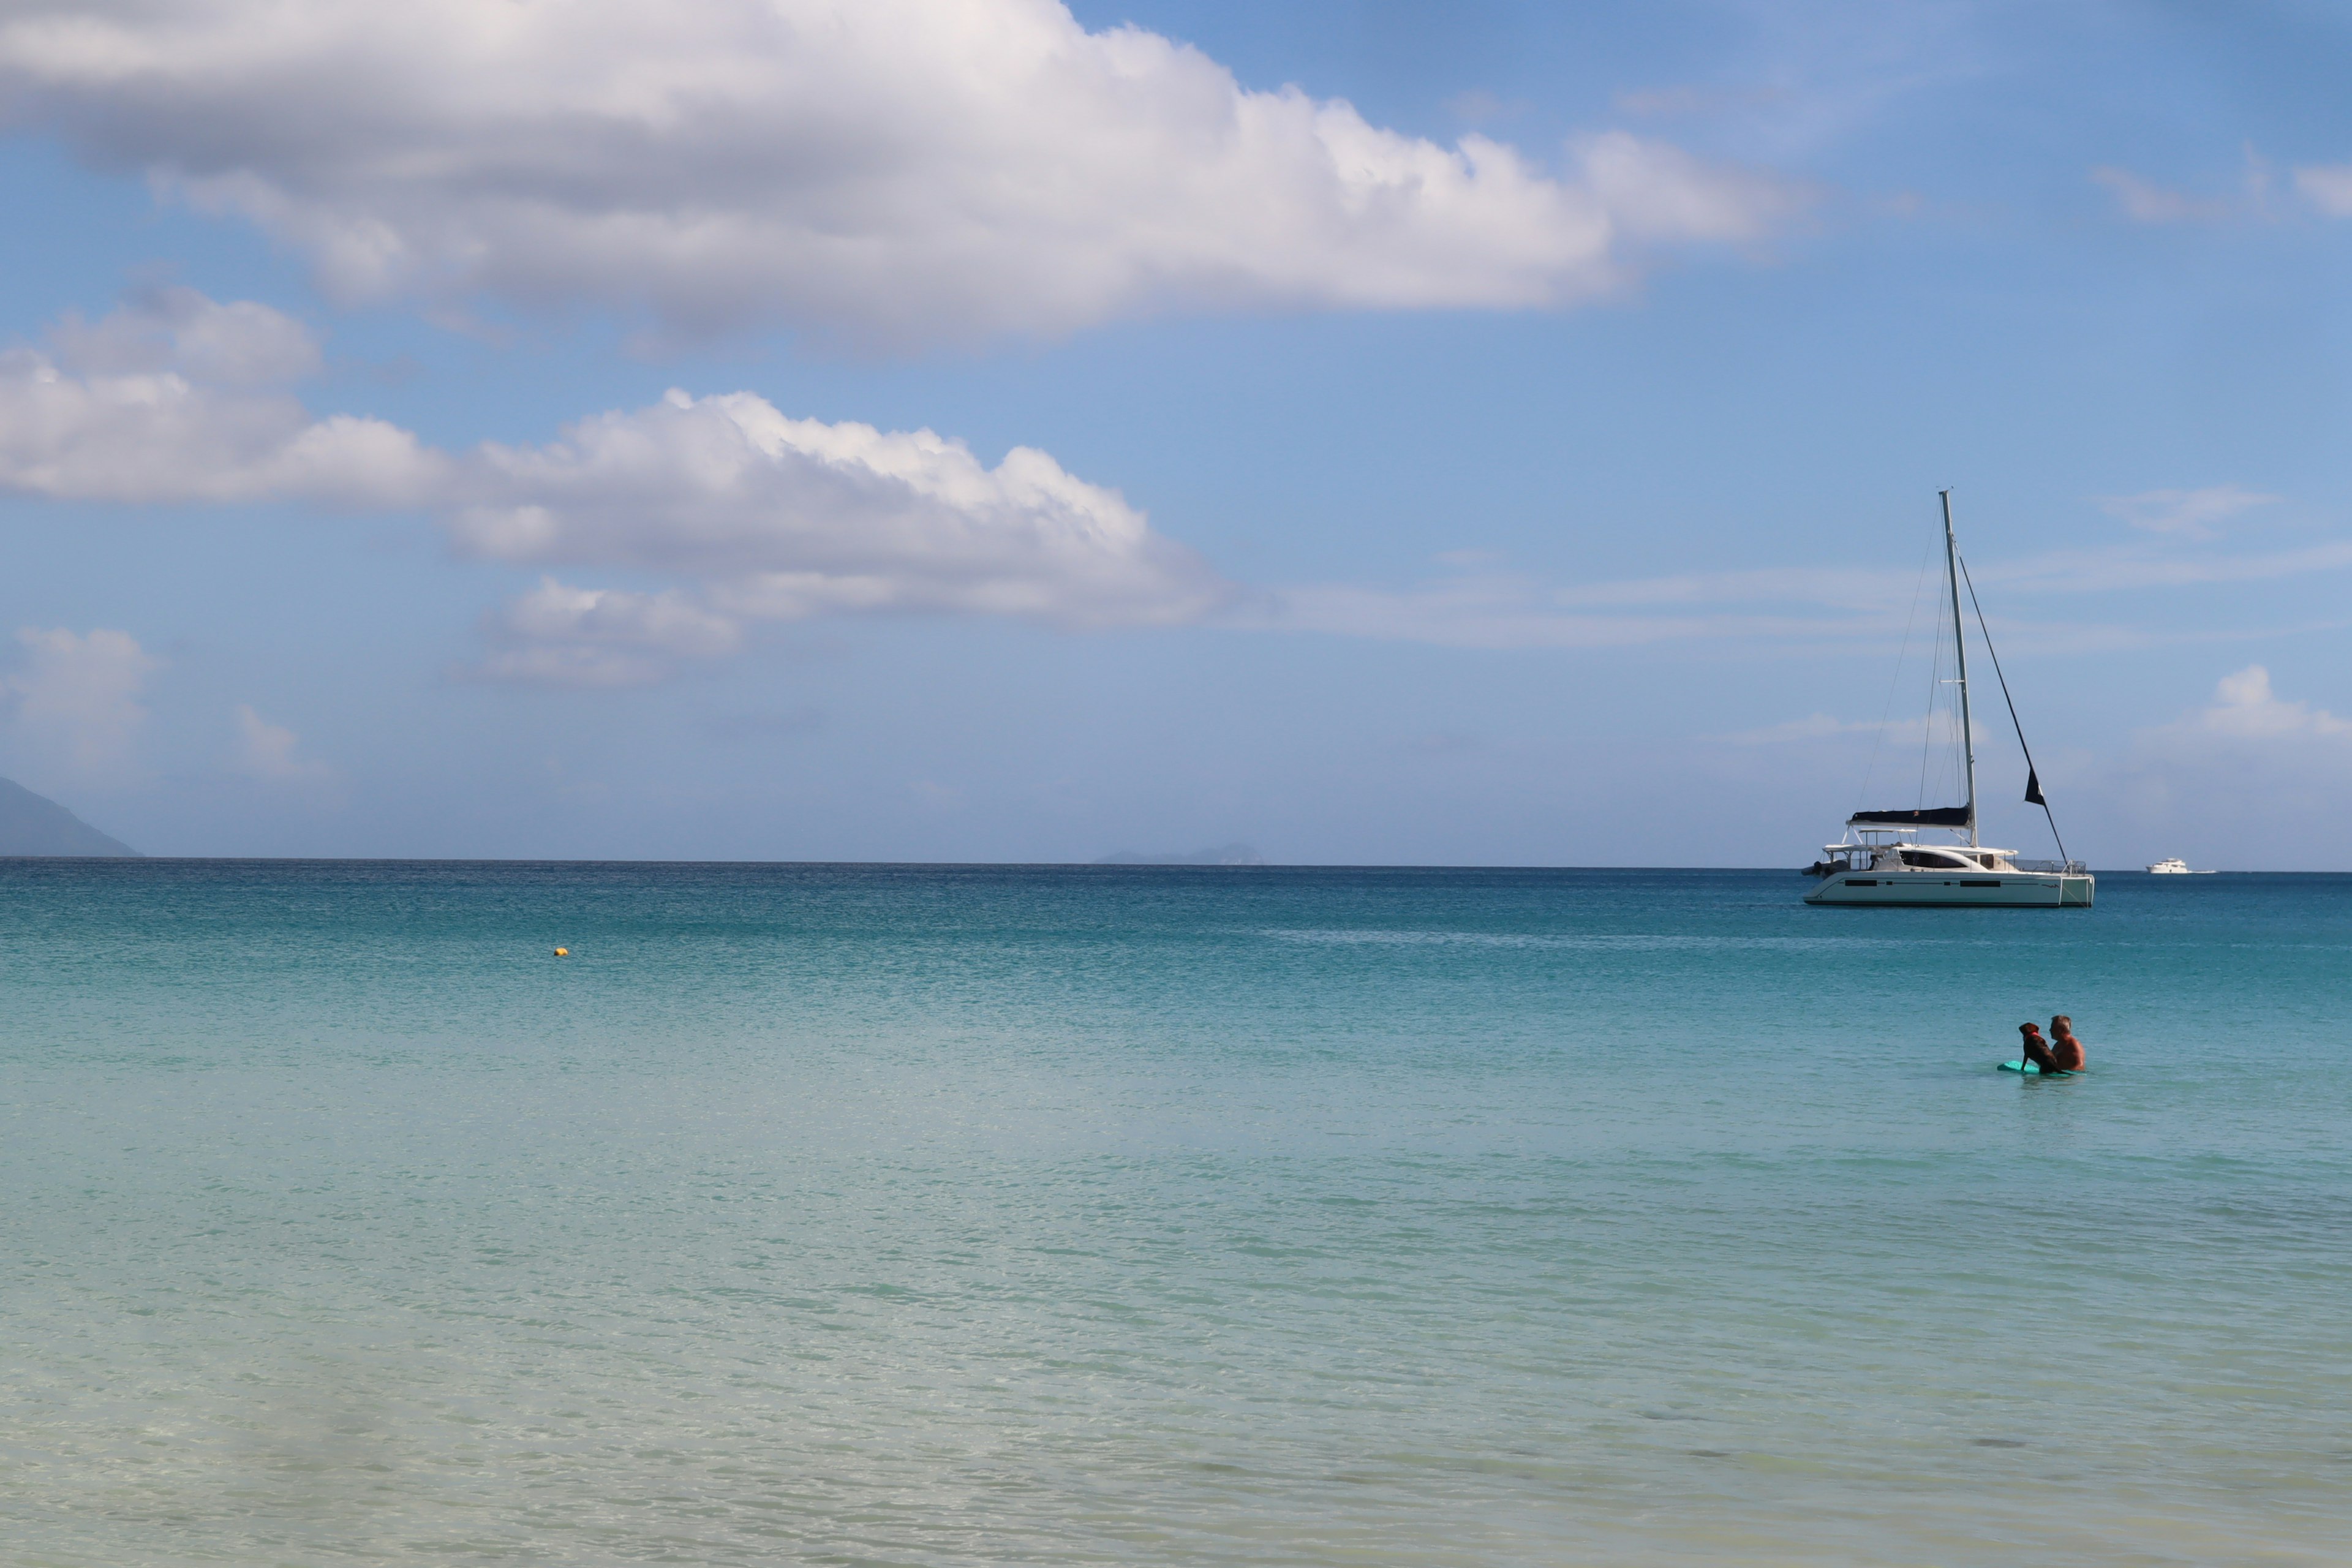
[1850,807,1972,828]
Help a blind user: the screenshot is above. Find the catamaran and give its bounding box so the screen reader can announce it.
[1804,493,2094,908]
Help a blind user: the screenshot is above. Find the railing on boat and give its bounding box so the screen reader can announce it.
[2014,859,2089,874]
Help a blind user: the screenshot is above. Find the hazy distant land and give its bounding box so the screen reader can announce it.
[1095,843,1265,866]
[0,777,139,857]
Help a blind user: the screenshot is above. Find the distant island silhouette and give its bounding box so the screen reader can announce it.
[0,776,140,856]
[1095,843,1264,866]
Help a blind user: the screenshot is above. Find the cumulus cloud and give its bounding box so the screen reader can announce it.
[51,284,322,385]
[453,390,1226,628]
[0,292,1226,675]
[471,578,742,687]
[2,626,160,777]
[0,290,439,505]
[2109,667,2352,857]
[2293,164,2352,218]
[232,703,334,781]
[0,0,1809,346]
[20,296,2352,674]
[2098,485,2278,539]
[2164,665,2352,742]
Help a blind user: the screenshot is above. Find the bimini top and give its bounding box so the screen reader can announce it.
[1849,807,1970,828]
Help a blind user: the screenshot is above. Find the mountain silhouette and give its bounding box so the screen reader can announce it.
[0,776,140,856]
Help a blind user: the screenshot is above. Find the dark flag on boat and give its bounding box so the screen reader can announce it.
[2024,767,2046,806]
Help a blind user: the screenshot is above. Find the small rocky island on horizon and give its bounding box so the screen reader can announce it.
[0,776,140,857]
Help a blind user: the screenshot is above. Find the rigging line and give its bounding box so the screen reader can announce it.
[1857,526,1939,816]
[1955,549,2070,867]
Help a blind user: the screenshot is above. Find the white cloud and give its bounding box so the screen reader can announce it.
[2106,668,2352,858]
[1253,553,1985,650]
[453,390,1227,630]
[442,385,1232,670]
[1259,576,1864,650]
[232,703,334,781]
[2097,485,2279,538]
[1552,562,1911,610]
[0,0,1809,346]
[1575,131,1798,246]
[50,285,322,386]
[1253,524,2352,652]
[2293,164,2352,218]
[472,578,742,688]
[14,295,2351,674]
[2167,665,2352,742]
[1976,538,2352,597]
[0,293,439,506]
[1,293,1226,663]
[2,626,160,778]
[2094,147,2288,227]
[2090,165,2230,224]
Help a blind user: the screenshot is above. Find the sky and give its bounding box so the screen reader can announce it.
[2,0,2350,869]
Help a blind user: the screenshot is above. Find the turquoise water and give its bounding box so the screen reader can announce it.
[4,862,2348,1566]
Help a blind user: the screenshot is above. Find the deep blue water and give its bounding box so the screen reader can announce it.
[4,862,2348,1564]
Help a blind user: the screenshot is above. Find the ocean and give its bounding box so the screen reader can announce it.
[4,861,2347,1565]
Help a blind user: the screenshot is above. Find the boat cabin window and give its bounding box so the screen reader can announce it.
[1898,848,1975,869]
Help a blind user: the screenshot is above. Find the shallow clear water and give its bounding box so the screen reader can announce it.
[3,862,2348,1566]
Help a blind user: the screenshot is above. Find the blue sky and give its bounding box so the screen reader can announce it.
[2,0,2349,867]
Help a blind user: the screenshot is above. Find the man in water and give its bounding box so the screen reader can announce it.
[2047,1015,2085,1071]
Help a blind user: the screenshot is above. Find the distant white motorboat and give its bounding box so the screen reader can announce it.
[1804,494,2094,909]
[2146,858,2214,874]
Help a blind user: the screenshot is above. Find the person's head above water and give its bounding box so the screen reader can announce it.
[2050,1014,2073,1036]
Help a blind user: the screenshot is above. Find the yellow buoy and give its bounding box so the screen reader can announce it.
[553,947,570,957]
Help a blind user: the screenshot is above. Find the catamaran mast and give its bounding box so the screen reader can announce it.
[1940,489,1978,846]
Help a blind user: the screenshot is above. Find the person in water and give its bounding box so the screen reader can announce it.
[2017,1020,2084,1074]
[2048,1015,2085,1071]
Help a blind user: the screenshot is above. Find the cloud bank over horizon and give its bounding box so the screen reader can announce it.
[0,291,1229,682]
[0,0,1807,347]
[8,288,2350,681]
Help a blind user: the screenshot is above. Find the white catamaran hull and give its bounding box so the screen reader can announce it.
[1806,870,2093,907]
